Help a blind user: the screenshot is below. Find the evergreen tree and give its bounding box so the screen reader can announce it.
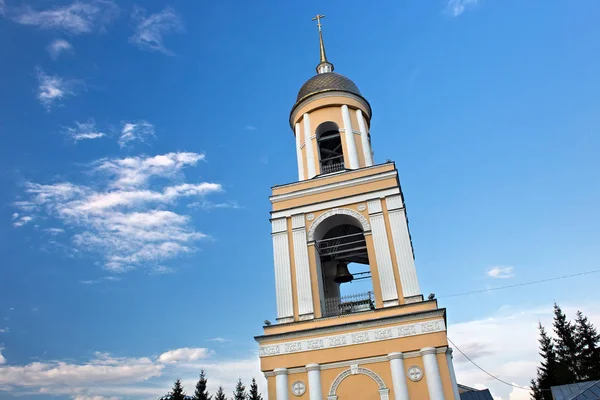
[166,379,187,400]
[553,303,580,383]
[575,310,600,380]
[531,323,558,400]
[193,370,211,400]
[248,378,263,400]
[232,379,246,400]
[214,386,227,400]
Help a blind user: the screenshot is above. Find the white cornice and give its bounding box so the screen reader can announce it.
[290,91,372,127]
[270,170,397,203]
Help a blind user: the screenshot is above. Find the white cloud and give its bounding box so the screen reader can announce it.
[73,396,120,400]
[245,126,257,131]
[151,265,174,275]
[14,153,223,274]
[206,338,229,343]
[0,348,5,365]
[0,0,5,16]
[487,266,515,279]
[118,121,155,148]
[13,215,33,227]
[188,200,241,210]
[158,348,211,364]
[47,39,73,60]
[449,303,600,399]
[64,120,106,142]
[446,0,479,17]
[44,228,65,235]
[36,67,80,110]
[0,328,8,333]
[129,6,183,55]
[13,0,119,34]
[11,213,19,220]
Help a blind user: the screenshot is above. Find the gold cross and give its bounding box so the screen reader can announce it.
[312,14,325,32]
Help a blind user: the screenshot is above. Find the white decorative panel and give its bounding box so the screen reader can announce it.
[385,195,403,211]
[388,208,421,297]
[303,114,316,178]
[272,232,294,320]
[369,213,399,304]
[367,199,382,214]
[341,105,359,169]
[272,218,287,234]
[356,109,373,167]
[292,214,305,229]
[295,123,305,181]
[292,228,314,317]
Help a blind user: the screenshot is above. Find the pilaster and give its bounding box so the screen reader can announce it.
[292,214,314,320]
[388,353,410,400]
[272,218,294,323]
[341,105,359,169]
[306,363,323,400]
[303,113,316,178]
[295,123,305,181]
[421,347,446,400]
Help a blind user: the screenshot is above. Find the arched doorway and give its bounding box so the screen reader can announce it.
[310,209,375,317]
[327,366,390,400]
[316,121,344,174]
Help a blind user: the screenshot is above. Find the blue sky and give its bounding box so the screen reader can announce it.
[1,0,600,399]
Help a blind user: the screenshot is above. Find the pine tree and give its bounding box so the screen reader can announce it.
[232,379,246,400]
[531,323,558,400]
[168,379,188,400]
[575,310,600,380]
[553,303,580,383]
[248,378,263,400]
[214,386,227,400]
[193,370,211,400]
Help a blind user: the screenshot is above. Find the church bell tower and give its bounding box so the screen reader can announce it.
[256,16,461,400]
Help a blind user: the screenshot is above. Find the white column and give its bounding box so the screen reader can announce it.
[274,368,289,400]
[388,353,410,400]
[368,199,399,306]
[292,215,314,320]
[272,218,294,323]
[356,109,373,166]
[421,348,446,400]
[385,196,421,298]
[295,123,305,181]
[341,105,359,169]
[303,114,316,178]
[307,363,323,400]
[446,349,460,400]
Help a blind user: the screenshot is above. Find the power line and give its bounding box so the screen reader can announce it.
[438,269,600,299]
[447,337,539,391]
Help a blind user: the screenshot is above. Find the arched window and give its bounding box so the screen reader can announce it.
[316,122,345,174]
[313,213,374,317]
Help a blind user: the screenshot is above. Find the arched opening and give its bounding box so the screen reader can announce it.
[316,121,345,174]
[313,213,374,317]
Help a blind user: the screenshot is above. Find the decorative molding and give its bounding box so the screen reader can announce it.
[292,214,305,229]
[383,299,399,308]
[299,313,314,321]
[271,218,287,233]
[258,318,446,357]
[387,352,404,360]
[367,199,383,214]
[404,295,424,304]
[292,381,306,396]
[385,195,403,211]
[256,308,445,343]
[369,212,399,303]
[329,367,387,397]
[350,364,359,374]
[388,208,421,297]
[420,347,438,356]
[306,363,321,371]
[271,188,400,219]
[407,366,423,382]
[307,208,371,242]
[276,316,294,324]
[306,213,315,221]
[274,368,288,376]
[357,204,367,212]
[270,170,397,203]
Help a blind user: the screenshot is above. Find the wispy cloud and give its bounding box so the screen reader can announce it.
[64,120,106,142]
[446,0,479,17]
[14,152,222,274]
[150,265,174,275]
[47,39,74,60]
[0,328,9,333]
[0,0,5,16]
[206,338,229,343]
[13,0,119,34]
[487,266,515,279]
[36,67,80,110]
[44,228,65,235]
[129,6,183,55]
[157,348,211,364]
[118,121,155,148]
[79,276,120,285]
[0,348,5,365]
[245,126,257,131]
[188,200,241,211]
[13,215,33,227]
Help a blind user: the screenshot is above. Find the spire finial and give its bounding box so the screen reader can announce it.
[312,14,334,74]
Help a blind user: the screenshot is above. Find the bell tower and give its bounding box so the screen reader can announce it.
[256,16,461,400]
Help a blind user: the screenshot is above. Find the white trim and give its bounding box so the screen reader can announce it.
[385,195,403,211]
[273,231,294,320]
[304,114,316,179]
[295,123,305,181]
[272,218,287,234]
[446,349,460,400]
[307,208,371,242]
[389,353,410,400]
[270,170,397,203]
[388,207,420,297]
[271,188,400,219]
[258,318,445,357]
[292,214,305,229]
[367,199,383,214]
[328,366,388,399]
[290,91,372,126]
[421,348,446,400]
[293,227,314,317]
[341,105,359,169]
[307,363,323,400]
[368,200,399,304]
[356,109,373,167]
[275,368,290,400]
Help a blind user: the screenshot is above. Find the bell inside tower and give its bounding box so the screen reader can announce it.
[313,214,374,317]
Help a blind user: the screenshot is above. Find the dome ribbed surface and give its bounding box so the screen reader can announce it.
[296,72,361,102]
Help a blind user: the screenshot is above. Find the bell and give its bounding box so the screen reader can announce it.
[333,261,353,284]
